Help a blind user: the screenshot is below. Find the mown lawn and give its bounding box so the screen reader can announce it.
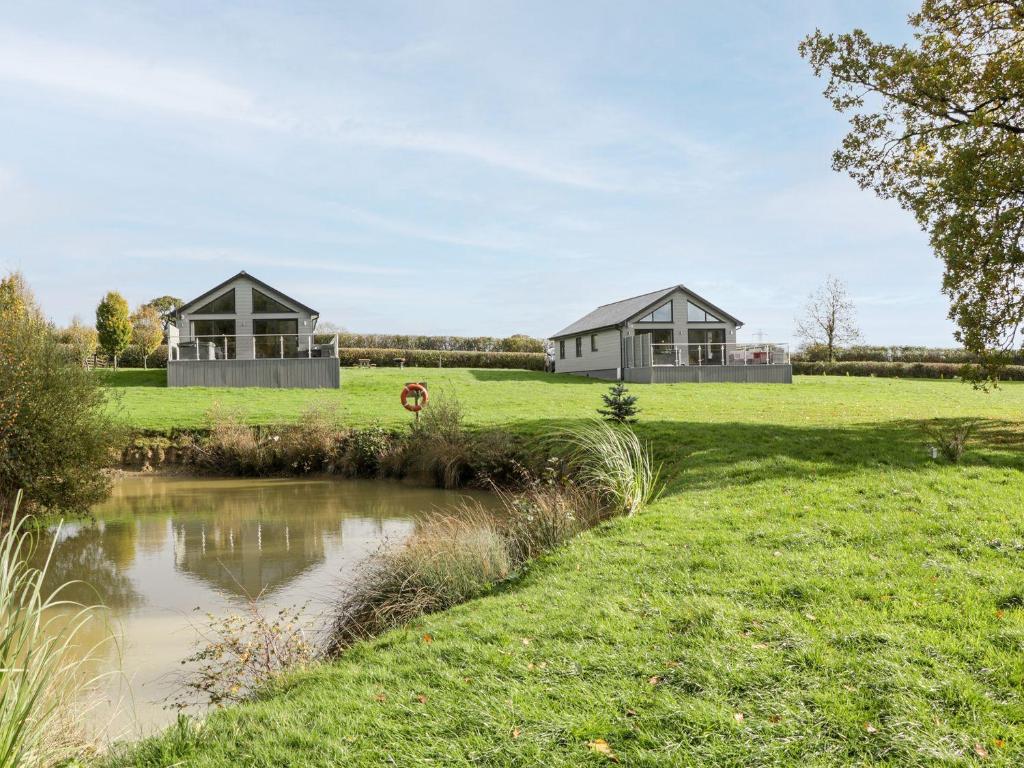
[106,370,1024,766]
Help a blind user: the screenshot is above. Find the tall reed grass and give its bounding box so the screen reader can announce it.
[557,420,662,516]
[0,493,100,767]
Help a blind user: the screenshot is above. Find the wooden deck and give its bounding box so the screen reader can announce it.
[167,358,340,388]
[624,364,792,384]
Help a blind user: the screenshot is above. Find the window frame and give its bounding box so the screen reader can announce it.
[591,334,598,352]
[252,287,295,314]
[636,300,673,324]
[559,339,565,359]
[575,336,583,357]
[191,288,236,315]
[686,301,723,323]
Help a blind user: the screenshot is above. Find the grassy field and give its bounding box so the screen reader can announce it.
[106,370,1024,766]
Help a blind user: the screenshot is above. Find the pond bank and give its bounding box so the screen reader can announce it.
[42,474,495,739]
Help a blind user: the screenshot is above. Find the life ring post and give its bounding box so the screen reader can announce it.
[400,381,429,421]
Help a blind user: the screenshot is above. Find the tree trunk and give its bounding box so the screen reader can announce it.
[143,355,148,369]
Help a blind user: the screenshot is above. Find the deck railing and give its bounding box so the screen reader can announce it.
[169,333,340,361]
[624,339,789,368]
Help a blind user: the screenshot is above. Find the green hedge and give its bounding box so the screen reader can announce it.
[333,333,545,353]
[338,347,546,370]
[793,345,1024,365]
[794,360,1024,381]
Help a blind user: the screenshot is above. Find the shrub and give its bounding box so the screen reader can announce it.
[0,494,102,767]
[190,408,344,476]
[118,344,169,369]
[557,421,662,517]
[922,419,978,463]
[175,600,318,708]
[0,286,119,515]
[341,427,399,477]
[793,345,1024,366]
[499,482,603,563]
[404,394,474,488]
[338,347,545,370]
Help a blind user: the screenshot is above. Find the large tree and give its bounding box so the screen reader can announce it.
[795,275,862,362]
[800,0,1024,378]
[96,291,132,370]
[144,295,183,315]
[131,304,164,369]
[1,273,117,514]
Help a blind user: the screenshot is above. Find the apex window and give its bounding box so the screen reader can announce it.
[637,301,672,323]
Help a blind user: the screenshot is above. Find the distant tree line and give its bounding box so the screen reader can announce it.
[328,332,545,354]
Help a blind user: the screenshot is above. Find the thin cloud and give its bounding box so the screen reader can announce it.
[129,247,411,276]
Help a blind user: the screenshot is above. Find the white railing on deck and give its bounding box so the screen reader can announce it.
[623,340,789,368]
[168,334,340,361]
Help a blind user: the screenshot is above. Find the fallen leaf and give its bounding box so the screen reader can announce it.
[804,612,817,621]
[864,722,878,734]
[512,727,521,739]
[373,693,387,702]
[416,694,428,704]
[974,743,989,759]
[527,663,536,670]
[625,708,637,718]
[522,638,531,645]
[648,676,661,686]
[752,643,769,650]
[734,712,745,722]
[995,738,1005,749]
[996,610,1006,619]
[587,739,619,762]
[769,715,782,724]
[422,633,433,644]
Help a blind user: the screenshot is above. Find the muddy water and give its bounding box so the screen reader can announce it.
[36,475,489,740]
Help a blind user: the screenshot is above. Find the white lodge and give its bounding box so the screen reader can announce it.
[550,285,791,384]
[165,271,340,388]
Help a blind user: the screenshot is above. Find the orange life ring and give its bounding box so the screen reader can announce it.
[401,383,429,412]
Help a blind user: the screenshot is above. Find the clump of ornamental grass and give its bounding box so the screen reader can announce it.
[0,492,103,768]
[327,509,511,653]
[498,481,605,563]
[557,420,662,516]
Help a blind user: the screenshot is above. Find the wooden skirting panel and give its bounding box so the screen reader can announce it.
[624,365,792,384]
[168,358,340,388]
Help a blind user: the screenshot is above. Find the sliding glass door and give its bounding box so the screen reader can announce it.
[688,328,726,365]
[253,319,299,358]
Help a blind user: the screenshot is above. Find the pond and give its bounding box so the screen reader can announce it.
[35,475,489,740]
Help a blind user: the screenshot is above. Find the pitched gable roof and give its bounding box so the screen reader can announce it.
[551,284,743,338]
[171,271,319,318]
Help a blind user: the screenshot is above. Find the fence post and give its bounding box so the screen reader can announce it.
[307,334,312,358]
[279,336,284,359]
[252,336,257,359]
[223,336,228,359]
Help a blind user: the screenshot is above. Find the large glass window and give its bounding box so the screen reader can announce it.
[575,337,583,357]
[191,319,236,358]
[688,328,726,365]
[559,340,565,359]
[254,319,299,358]
[252,288,293,313]
[637,301,672,323]
[193,289,235,315]
[687,301,722,323]
[636,329,674,365]
[591,334,598,352]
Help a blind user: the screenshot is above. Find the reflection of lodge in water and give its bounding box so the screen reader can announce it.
[170,515,413,598]
[172,518,325,598]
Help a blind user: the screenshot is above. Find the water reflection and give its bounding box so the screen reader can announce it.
[36,475,487,739]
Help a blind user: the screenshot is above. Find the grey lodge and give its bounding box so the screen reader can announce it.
[550,285,791,383]
[165,271,339,388]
